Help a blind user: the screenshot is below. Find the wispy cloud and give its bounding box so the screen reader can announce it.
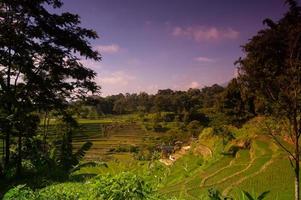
[95,44,121,54]
[80,59,103,71]
[100,71,135,86]
[194,56,215,63]
[188,81,201,89]
[172,26,239,42]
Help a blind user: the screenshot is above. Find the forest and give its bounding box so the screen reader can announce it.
[0,0,301,200]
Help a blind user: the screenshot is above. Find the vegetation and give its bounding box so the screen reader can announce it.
[0,0,300,199]
[237,0,301,199]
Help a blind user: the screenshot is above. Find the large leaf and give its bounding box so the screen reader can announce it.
[70,161,108,173]
[257,191,270,200]
[73,141,93,162]
[243,191,255,200]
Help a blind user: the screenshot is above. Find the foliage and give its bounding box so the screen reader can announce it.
[3,185,36,200]
[0,0,100,175]
[237,0,301,199]
[187,120,203,137]
[218,79,255,127]
[3,172,164,200]
[208,188,233,200]
[242,191,270,200]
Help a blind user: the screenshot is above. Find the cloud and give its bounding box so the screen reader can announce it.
[172,26,239,42]
[188,81,201,89]
[194,56,215,63]
[100,71,136,86]
[80,59,103,70]
[95,44,121,54]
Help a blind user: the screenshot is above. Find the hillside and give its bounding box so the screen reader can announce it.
[160,136,292,199]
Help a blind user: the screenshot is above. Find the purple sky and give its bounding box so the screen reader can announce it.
[61,0,287,96]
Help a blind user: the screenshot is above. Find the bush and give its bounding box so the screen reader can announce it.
[3,172,164,200]
[161,112,175,122]
[129,145,139,153]
[3,185,36,200]
[91,172,157,199]
[187,120,203,137]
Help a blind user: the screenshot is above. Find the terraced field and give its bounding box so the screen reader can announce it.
[0,115,159,164]
[160,137,293,200]
[72,123,160,161]
[40,121,161,161]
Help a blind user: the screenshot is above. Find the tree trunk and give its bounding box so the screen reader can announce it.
[4,129,10,169]
[295,162,300,200]
[295,139,300,200]
[2,137,5,163]
[294,116,300,200]
[16,134,22,177]
[43,111,48,152]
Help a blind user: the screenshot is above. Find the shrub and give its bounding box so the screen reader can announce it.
[161,112,175,122]
[91,172,157,199]
[187,120,203,137]
[3,185,36,200]
[3,172,165,200]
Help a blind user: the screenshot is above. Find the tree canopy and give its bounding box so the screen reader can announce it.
[0,0,100,174]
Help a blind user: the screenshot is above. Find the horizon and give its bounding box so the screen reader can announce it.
[60,0,287,96]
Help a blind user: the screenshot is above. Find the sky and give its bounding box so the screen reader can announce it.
[60,0,288,96]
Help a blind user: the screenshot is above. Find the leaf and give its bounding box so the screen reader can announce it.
[70,161,108,173]
[243,191,255,200]
[73,141,93,162]
[257,191,270,200]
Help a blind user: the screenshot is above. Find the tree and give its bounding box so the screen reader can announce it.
[237,1,301,199]
[0,0,100,175]
[187,120,203,137]
[219,78,255,126]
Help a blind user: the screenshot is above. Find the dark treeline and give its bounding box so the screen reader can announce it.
[0,0,300,199]
[76,79,264,127]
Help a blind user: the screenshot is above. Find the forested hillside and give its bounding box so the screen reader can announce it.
[0,0,301,200]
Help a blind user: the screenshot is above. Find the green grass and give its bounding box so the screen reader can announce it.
[2,116,299,200]
[159,135,297,200]
[162,152,203,186]
[37,115,163,162]
[45,114,139,125]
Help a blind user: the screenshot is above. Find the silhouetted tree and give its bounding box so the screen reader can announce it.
[0,0,100,175]
[237,1,301,199]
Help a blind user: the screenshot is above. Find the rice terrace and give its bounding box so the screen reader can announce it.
[0,0,301,200]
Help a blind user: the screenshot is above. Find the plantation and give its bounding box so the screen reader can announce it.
[2,116,295,199]
[159,135,291,200]
[1,0,301,199]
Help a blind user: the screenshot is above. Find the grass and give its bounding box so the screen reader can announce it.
[1,115,300,200]
[37,114,163,162]
[159,135,297,200]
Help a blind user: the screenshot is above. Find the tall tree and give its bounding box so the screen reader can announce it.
[237,1,301,199]
[0,0,100,174]
[219,78,255,126]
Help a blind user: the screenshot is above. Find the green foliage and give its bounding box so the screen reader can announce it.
[208,188,232,200]
[91,172,157,199]
[218,78,255,127]
[3,172,164,200]
[187,120,203,137]
[242,191,270,200]
[3,185,36,200]
[207,189,269,200]
[0,0,100,174]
